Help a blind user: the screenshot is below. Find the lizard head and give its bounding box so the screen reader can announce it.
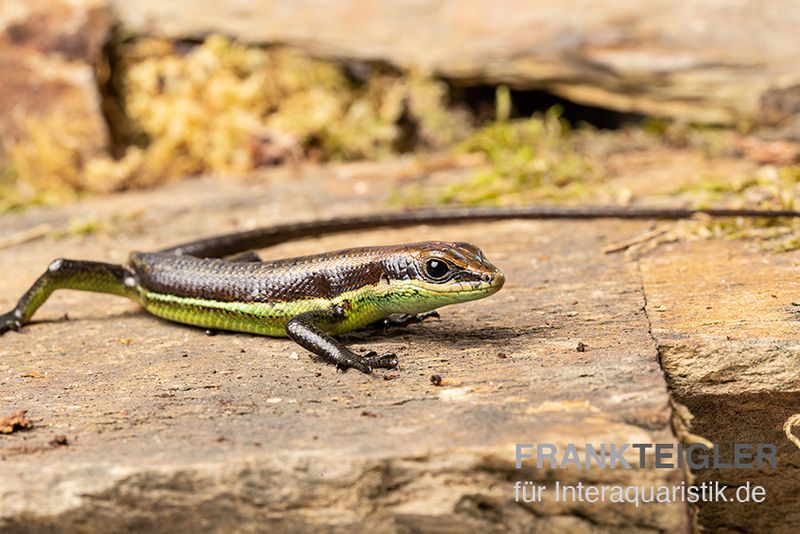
[385,241,505,313]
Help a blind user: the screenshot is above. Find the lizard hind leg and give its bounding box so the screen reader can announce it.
[0,259,139,334]
[367,310,441,330]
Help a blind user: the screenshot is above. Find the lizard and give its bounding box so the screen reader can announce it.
[1,205,798,373]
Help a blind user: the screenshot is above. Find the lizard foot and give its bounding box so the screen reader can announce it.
[0,311,22,336]
[336,351,399,373]
[361,350,399,370]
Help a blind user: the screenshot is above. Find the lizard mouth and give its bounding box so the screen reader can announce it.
[470,266,505,292]
[488,270,505,290]
[418,269,505,296]
[472,270,505,294]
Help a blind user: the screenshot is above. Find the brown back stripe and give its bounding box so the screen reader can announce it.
[130,252,390,303]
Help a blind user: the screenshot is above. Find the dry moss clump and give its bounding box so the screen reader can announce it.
[3,35,470,209]
[111,35,468,180]
[4,113,103,209]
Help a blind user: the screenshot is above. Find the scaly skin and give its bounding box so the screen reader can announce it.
[3,205,800,372]
[129,242,502,337]
[0,259,139,332]
[1,240,503,372]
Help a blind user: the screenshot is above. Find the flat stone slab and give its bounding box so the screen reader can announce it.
[640,240,800,532]
[109,0,800,124]
[0,163,685,531]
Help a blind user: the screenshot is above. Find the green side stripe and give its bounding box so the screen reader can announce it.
[139,279,490,337]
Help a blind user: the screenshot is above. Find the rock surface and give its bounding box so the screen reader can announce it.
[640,241,800,532]
[0,161,687,532]
[108,0,800,124]
[0,0,112,158]
[2,153,799,531]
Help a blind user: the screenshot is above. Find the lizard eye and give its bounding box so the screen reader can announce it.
[424,258,450,280]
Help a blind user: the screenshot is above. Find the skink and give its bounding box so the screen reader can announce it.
[2,205,798,373]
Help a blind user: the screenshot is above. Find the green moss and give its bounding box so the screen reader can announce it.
[396,105,604,206]
[0,165,21,213]
[673,165,800,251]
[49,218,103,240]
[679,165,800,209]
[642,118,732,155]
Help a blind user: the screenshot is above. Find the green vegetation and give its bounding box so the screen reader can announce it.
[641,118,734,156]
[675,165,800,211]
[673,165,800,251]
[439,107,602,205]
[0,165,21,213]
[394,101,607,206]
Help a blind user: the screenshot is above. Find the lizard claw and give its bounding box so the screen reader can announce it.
[362,351,399,370]
[337,356,372,374]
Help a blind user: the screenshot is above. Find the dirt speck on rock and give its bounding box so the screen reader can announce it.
[0,411,34,434]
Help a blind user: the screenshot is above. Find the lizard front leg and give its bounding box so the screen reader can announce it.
[285,306,399,373]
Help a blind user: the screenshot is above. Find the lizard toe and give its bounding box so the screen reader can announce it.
[363,352,398,370]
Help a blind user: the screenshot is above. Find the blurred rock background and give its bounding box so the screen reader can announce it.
[4,0,800,211]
